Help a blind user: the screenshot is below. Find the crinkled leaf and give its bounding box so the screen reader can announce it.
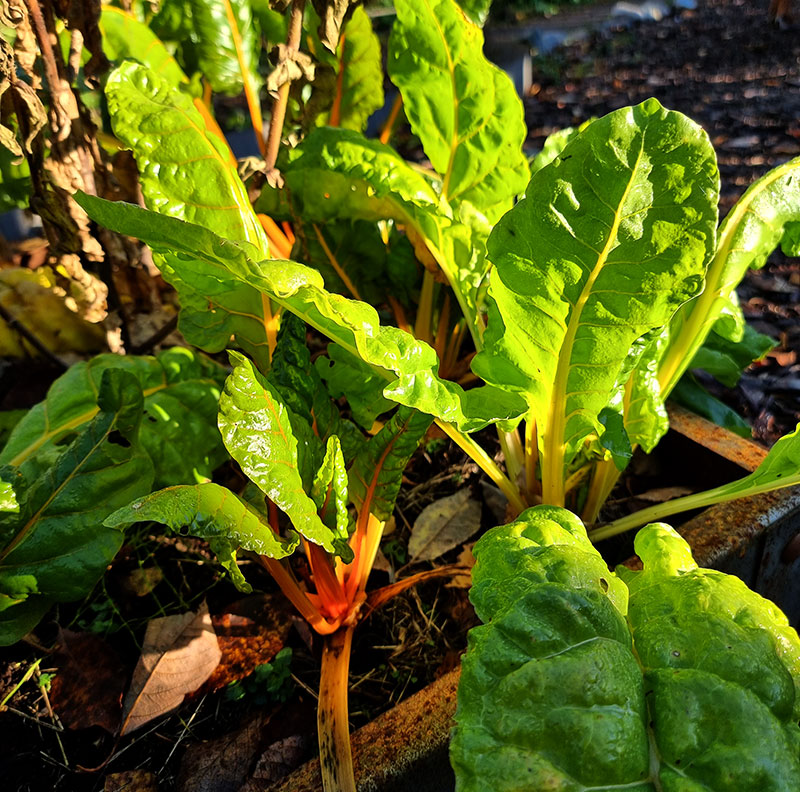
[105,483,299,593]
[0,475,18,514]
[99,6,188,88]
[452,506,800,790]
[0,348,227,488]
[311,436,352,555]
[658,155,800,396]
[106,61,273,369]
[623,330,670,453]
[690,323,776,388]
[671,373,751,437]
[0,370,154,646]
[315,343,393,431]
[256,127,488,327]
[217,352,339,555]
[348,407,432,521]
[388,0,529,222]
[75,192,528,432]
[597,406,632,471]
[473,100,719,501]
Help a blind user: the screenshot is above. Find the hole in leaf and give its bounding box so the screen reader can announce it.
[599,577,609,592]
[107,430,131,448]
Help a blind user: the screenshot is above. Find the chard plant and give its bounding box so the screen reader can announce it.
[103,314,438,792]
[451,506,800,789]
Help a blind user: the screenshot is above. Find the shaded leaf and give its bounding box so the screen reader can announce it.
[349,407,432,521]
[388,0,529,222]
[408,488,482,563]
[189,0,261,96]
[325,6,383,131]
[671,373,752,437]
[50,630,126,733]
[315,343,393,431]
[0,370,154,646]
[690,323,776,388]
[1,348,227,488]
[121,601,221,735]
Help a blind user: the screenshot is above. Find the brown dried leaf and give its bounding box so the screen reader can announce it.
[104,770,158,792]
[49,630,126,733]
[197,593,294,694]
[121,601,221,735]
[408,489,482,563]
[251,735,308,785]
[311,0,357,52]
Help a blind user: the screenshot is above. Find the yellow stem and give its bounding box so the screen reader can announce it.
[437,419,527,515]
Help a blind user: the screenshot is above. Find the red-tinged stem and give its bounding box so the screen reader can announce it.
[364,564,470,617]
[307,541,349,620]
[318,625,356,792]
[329,33,346,127]
[379,93,403,145]
[258,556,341,635]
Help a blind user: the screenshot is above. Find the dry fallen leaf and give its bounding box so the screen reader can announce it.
[197,593,294,694]
[445,544,476,590]
[120,601,221,735]
[104,770,158,792]
[49,630,126,733]
[408,489,482,563]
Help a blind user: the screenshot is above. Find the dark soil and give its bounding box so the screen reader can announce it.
[525,0,800,440]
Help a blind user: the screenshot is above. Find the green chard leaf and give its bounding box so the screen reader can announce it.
[218,352,344,557]
[0,348,227,488]
[457,0,492,26]
[671,374,752,438]
[388,0,529,222]
[452,506,800,790]
[473,100,719,503]
[74,192,528,432]
[311,436,352,551]
[106,61,274,370]
[105,482,299,592]
[657,155,800,396]
[99,6,189,88]
[689,323,776,388]
[315,343,394,432]
[0,370,155,646]
[348,406,432,521]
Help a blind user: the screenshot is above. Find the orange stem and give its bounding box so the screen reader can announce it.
[329,33,346,127]
[379,93,403,145]
[318,626,357,792]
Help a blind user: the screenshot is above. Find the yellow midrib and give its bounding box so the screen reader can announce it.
[8,384,166,468]
[542,144,645,506]
[657,159,796,395]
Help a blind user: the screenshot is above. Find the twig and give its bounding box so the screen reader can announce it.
[0,302,67,369]
[263,0,307,179]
